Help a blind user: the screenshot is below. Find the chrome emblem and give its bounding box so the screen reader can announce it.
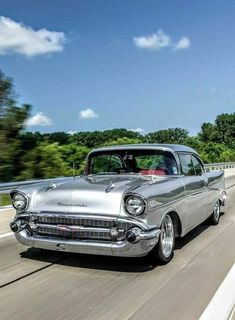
[57,225,83,231]
[58,202,87,207]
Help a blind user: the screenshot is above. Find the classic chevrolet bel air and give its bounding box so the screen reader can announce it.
[10,144,227,264]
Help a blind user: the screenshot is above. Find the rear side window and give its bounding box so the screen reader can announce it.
[178,154,194,176]
[178,153,204,176]
[192,155,203,175]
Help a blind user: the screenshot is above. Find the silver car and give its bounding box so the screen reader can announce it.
[10,144,227,264]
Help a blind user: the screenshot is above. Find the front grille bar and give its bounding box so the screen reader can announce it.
[25,213,136,242]
[36,215,117,228]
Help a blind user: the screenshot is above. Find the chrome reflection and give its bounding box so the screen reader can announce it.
[160,215,174,258]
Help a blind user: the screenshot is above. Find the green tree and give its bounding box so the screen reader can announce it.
[70,129,143,148]
[198,122,218,143]
[198,142,234,163]
[59,144,90,175]
[0,71,31,181]
[199,113,235,148]
[18,143,70,180]
[102,137,143,146]
[215,113,235,147]
[145,128,189,144]
[18,143,90,180]
[43,131,70,145]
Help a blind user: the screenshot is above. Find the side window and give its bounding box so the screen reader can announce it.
[192,155,203,175]
[178,154,194,176]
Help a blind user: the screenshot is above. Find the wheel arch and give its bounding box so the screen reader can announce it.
[162,210,182,238]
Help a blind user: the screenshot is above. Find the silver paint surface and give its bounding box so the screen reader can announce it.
[10,144,226,257]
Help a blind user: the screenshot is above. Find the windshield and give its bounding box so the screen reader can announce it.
[86,149,179,176]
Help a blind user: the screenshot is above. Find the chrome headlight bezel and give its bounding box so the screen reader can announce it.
[12,192,28,211]
[124,195,146,216]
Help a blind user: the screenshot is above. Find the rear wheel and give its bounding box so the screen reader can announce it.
[209,200,221,225]
[150,214,175,264]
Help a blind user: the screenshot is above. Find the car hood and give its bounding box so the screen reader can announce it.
[27,175,153,215]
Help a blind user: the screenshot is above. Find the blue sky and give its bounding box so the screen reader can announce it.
[0,0,235,135]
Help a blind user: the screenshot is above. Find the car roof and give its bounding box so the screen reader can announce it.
[90,143,198,155]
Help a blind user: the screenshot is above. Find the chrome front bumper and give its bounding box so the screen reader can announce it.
[15,228,160,257]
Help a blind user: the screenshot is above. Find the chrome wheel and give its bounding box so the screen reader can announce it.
[150,213,175,264]
[214,201,220,221]
[160,215,174,258]
[209,200,221,225]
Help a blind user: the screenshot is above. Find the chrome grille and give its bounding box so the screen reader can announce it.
[29,214,134,241]
[37,226,113,240]
[37,215,117,228]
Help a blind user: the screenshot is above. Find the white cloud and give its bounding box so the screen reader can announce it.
[129,128,145,134]
[0,16,66,57]
[133,30,191,52]
[79,108,98,119]
[133,30,171,50]
[174,37,191,50]
[25,112,52,127]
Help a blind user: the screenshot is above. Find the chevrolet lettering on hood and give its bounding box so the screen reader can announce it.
[9,144,227,265]
[58,202,88,207]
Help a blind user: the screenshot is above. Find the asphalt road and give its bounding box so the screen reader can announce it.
[0,178,235,320]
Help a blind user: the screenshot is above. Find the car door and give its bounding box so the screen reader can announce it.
[178,153,208,231]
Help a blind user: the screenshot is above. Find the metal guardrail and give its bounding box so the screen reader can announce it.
[204,162,235,171]
[0,179,50,194]
[0,177,70,206]
[0,177,69,195]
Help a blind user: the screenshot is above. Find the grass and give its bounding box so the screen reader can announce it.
[0,194,11,206]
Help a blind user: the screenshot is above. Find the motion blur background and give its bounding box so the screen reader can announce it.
[0,69,234,182]
[0,1,234,185]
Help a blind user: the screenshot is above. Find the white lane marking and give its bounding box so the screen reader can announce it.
[199,262,235,320]
[0,232,13,239]
[229,307,235,320]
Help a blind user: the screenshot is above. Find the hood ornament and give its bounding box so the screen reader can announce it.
[46,182,57,192]
[105,183,115,193]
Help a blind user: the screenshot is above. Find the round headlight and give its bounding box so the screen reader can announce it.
[125,195,145,216]
[12,193,27,210]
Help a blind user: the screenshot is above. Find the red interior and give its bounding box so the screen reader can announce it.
[139,169,167,175]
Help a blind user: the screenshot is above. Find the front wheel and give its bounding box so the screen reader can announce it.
[209,200,221,225]
[150,214,175,264]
